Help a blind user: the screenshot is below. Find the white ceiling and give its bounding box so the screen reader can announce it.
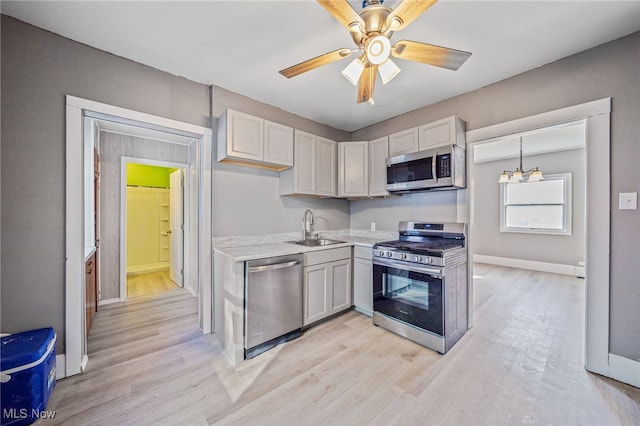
[3,1,639,132]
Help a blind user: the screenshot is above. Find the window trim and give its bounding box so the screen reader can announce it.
[500,172,572,235]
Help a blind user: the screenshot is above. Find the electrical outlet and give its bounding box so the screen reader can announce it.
[370,222,376,231]
[619,192,637,210]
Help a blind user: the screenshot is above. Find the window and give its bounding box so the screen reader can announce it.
[500,173,572,235]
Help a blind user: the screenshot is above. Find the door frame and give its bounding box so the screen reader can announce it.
[65,95,212,378]
[465,98,611,377]
[120,157,190,300]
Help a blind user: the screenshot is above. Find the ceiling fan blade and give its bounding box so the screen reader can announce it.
[392,40,472,70]
[279,48,353,78]
[317,0,365,31]
[386,0,438,31]
[357,61,377,104]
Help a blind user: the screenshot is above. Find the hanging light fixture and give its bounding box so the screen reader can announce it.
[498,137,544,183]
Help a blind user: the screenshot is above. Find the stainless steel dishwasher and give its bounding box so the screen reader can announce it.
[244,254,303,359]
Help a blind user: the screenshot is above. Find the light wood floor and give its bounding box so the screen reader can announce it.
[46,264,640,425]
[127,269,179,298]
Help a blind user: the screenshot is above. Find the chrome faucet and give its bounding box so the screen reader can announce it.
[302,209,314,240]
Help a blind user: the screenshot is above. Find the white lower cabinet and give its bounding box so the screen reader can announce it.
[353,246,373,316]
[303,247,352,326]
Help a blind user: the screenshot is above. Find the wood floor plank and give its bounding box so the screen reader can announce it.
[46,264,640,426]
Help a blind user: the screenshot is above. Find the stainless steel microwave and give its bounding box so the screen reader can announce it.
[386,144,466,192]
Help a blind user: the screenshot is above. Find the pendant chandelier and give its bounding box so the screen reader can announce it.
[498,137,544,183]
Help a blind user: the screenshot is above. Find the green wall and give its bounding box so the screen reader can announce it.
[126,164,178,188]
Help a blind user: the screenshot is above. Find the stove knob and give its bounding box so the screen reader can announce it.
[377,250,385,257]
[399,253,407,260]
[415,255,422,263]
[386,251,393,258]
[425,257,433,264]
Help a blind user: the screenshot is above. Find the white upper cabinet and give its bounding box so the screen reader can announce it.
[418,115,466,150]
[264,120,294,167]
[368,136,389,197]
[293,130,317,195]
[317,137,337,197]
[388,116,466,158]
[338,141,369,198]
[217,109,293,171]
[388,127,419,157]
[280,130,336,197]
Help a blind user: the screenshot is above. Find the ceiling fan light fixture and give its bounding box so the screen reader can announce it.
[348,21,364,34]
[378,58,401,85]
[341,58,365,85]
[366,35,391,65]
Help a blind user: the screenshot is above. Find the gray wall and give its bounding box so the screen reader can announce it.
[473,149,586,266]
[211,86,351,237]
[350,192,458,232]
[1,16,209,352]
[98,132,189,300]
[352,32,640,361]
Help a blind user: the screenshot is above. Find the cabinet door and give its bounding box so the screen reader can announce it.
[353,257,373,316]
[316,137,337,197]
[418,116,457,150]
[389,127,419,157]
[368,136,389,197]
[330,259,352,314]
[264,120,294,167]
[293,130,317,194]
[227,109,263,162]
[304,264,330,326]
[85,253,97,336]
[338,141,368,197]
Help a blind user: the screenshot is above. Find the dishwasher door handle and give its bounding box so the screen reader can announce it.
[248,260,301,273]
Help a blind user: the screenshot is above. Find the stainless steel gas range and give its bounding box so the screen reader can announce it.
[372,222,468,354]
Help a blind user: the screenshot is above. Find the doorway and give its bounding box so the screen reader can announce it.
[465,98,612,379]
[123,162,187,299]
[65,95,212,378]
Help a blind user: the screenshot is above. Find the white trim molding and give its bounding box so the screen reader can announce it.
[55,354,66,380]
[474,254,582,277]
[608,354,640,388]
[97,298,122,307]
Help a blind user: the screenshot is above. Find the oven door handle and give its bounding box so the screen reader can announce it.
[373,258,443,278]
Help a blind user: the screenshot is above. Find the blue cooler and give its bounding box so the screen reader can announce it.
[1,328,56,426]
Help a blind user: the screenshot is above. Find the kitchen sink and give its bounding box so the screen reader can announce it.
[286,238,345,247]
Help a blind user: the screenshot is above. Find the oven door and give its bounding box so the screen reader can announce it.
[373,258,444,336]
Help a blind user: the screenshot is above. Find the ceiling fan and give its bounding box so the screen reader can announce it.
[279,0,472,105]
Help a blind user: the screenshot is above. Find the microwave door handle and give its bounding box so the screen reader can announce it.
[432,153,438,182]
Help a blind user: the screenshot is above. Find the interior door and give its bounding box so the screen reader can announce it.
[169,170,184,287]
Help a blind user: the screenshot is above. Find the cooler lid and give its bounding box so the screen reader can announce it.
[1,328,56,372]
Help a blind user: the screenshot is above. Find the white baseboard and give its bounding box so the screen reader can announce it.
[56,354,66,380]
[186,284,197,297]
[609,353,640,388]
[474,254,582,277]
[98,297,122,306]
[80,354,89,373]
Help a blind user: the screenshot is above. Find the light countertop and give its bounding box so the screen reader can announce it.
[213,232,391,262]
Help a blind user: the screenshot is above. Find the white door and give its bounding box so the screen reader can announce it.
[169,170,184,287]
